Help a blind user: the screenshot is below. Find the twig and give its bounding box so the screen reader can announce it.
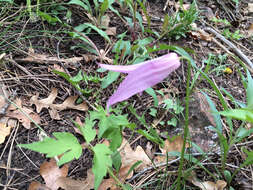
[128,157,180,182]
[204,27,253,69]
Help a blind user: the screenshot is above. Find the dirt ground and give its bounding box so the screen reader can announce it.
[0,0,253,189]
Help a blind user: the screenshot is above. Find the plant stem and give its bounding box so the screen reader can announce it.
[176,62,191,190]
[107,167,128,190]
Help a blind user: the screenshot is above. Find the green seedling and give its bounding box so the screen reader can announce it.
[161,1,198,40]
[211,17,231,26]
[19,106,135,190]
[223,29,244,40]
[53,70,93,95]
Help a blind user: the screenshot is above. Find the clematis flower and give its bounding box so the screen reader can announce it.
[100,53,181,111]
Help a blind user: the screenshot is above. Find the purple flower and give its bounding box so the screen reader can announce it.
[99,53,181,111]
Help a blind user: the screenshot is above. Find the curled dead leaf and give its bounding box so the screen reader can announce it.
[155,136,189,163]
[192,180,227,190]
[6,98,41,129]
[188,171,227,190]
[39,158,69,190]
[30,88,87,120]
[120,138,151,171]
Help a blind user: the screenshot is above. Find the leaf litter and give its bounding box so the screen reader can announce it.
[28,158,69,190]
[30,88,88,120]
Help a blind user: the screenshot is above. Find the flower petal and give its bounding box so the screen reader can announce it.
[105,53,180,111]
[99,53,177,73]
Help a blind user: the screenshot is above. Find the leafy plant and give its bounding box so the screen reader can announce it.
[211,17,231,26]
[53,70,95,95]
[223,29,244,40]
[161,1,198,40]
[19,107,134,189]
[219,70,253,123]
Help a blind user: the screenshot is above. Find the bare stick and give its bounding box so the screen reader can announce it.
[204,27,253,69]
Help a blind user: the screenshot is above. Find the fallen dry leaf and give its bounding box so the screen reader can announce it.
[248,23,253,37]
[5,98,41,129]
[120,138,151,171]
[161,136,188,154]
[28,181,50,190]
[101,14,117,36]
[57,169,95,190]
[0,123,11,144]
[192,179,227,190]
[96,139,151,190]
[188,171,227,190]
[30,88,88,120]
[28,158,69,190]
[155,136,189,163]
[189,29,213,42]
[248,3,253,13]
[7,105,41,129]
[15,48,84,65]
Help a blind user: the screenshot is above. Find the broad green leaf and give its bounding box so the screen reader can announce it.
[101,71,120,89]
[219,108,253,123]
[83,23,111,43]
[78,118,96,144]
[19,132,82,166]
[246,70,253,108]
[92,144,112,190]
[167,117,177,127]
[112,151,121,172]
[105,127,122,151]
[70,70,83,82]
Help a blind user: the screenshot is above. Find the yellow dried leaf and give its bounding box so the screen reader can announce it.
[0,123,11,144]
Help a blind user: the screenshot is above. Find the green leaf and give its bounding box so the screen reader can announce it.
[105,127,122,151]
[83,23,111,43]
[202,92,223,133]
[101,71,120,89]
[246,70,253,108]
[70,70,83,82]
[137,129,164,147]
[78,118,96,144]
[92,144,113,190]
[167,117,177,127]
[19,132,82,166]
[219,108,253,123]
[240,149,253,168]
[38,11,59,25]
[68,0,91,11]
[112,151,121,172]
[145,88,158,107]
[0,0,13,3]
[100,0,109,16]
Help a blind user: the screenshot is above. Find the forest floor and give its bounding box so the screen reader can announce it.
[0,0,253,190]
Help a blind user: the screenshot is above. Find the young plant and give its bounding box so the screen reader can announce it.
[161,1,198,40]
[19,107,134,190]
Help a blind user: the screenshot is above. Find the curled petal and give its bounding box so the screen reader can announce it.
[101,53,181,111]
